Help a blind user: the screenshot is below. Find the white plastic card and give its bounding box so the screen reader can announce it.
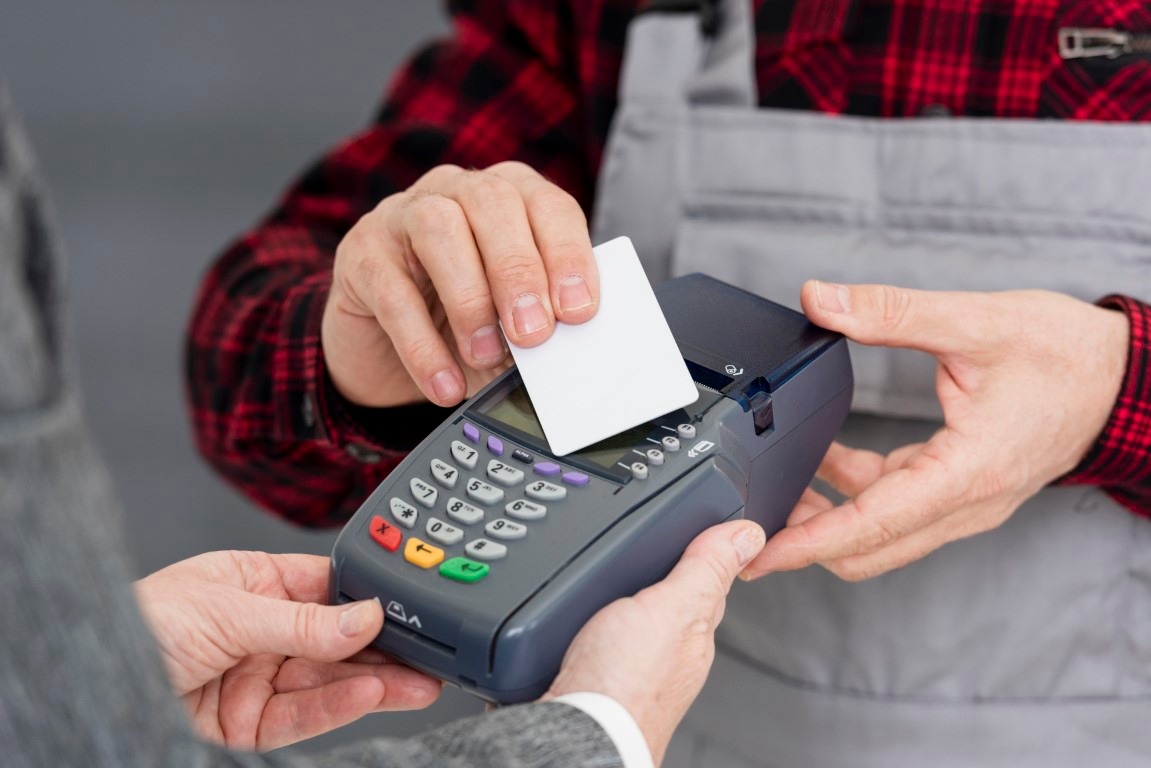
[505,236,698,457]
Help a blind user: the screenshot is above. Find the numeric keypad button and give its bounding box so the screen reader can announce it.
[430,458,459,488]
[485,518,527,541]
[525,479,567,501]
[446,497,485,525]
[505,499,547,521]
[487,459,525,487]
[465,477,505,506]
[389,497,419,529]
[451,440,479,470]
[410,478,439,508]
[426,517,465,546]
[465,538,507,561]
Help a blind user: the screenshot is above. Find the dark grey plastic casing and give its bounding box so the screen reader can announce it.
[329,274,853,703]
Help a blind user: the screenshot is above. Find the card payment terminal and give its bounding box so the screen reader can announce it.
[329,273,854,703]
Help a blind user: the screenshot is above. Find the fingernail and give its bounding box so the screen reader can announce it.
[470,325,507,365]
[558,275,593,313]
[816,281,851,314]
[430,369,463,402]
[733,523,766,565]
[339,598,380,637]
[512,293,550,336]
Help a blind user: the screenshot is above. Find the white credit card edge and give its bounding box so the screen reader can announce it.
[505,236,697,457]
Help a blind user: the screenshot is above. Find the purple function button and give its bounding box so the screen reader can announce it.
[462,422,480,443]
[562,471,590,487]
[534,462,561,477]
[487,435,505,456]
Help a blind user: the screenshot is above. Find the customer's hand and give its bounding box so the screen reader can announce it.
[134,552,441,751]
[544,519,767,766]
[323,161,599,409]
[744,282,1129,581]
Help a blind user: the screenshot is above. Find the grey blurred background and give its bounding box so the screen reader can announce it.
[0,0,489,751]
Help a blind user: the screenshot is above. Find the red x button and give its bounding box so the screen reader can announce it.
[369,515,402,552]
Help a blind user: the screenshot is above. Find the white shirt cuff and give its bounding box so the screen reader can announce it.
[553,692,654,768]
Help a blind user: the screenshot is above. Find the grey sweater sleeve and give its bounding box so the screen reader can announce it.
[0,90,622,768]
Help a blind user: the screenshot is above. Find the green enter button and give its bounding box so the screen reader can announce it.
[440,557,490,583]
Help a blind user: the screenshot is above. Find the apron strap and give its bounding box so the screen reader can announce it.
[618,5,706,107]
[640,0,862,108]
[622,0,756,109]
[685,0,756,108]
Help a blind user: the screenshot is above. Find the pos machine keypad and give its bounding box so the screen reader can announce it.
[366,418,694,584]
[369,421,593,584]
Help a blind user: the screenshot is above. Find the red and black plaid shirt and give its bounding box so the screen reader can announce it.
[188,0,1151,527]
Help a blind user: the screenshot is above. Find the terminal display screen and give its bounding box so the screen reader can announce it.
[479,383,656,469]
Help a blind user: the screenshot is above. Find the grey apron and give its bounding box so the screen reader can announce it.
[591,2,1151,766]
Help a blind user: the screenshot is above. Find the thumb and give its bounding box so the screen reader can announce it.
[800,280,991,358]
[647,520,765,622]
[221,594,385,662]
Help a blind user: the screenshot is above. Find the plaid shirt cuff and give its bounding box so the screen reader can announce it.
[280,272,450,460]
[1060,295,1151,517]
[321,374,454,458]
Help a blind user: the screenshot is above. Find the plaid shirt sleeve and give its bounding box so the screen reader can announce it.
[185,0,607,527]
[1061,296,1151,519]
